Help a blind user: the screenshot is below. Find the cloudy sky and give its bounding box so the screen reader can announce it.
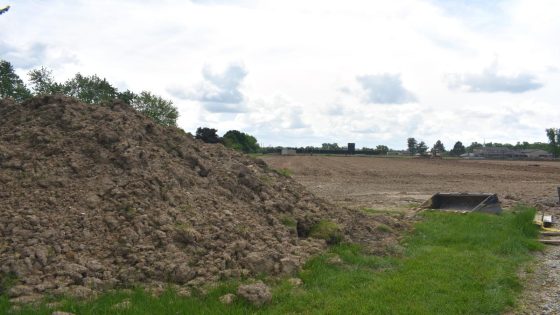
[1,0,559,149]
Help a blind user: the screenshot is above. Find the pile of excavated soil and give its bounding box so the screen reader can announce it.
[0,96,401,303]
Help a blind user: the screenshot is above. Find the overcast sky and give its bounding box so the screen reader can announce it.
[1,0,559,149]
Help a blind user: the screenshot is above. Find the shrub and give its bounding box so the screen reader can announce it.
[310,220,343,245]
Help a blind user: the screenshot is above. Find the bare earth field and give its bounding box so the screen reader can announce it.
[262,155,560,212]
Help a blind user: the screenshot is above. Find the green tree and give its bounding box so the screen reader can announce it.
[432,140,445,153]
[195,127,221,144]
[0,60,31,101]
[450,141,466,156]
[131,91,178,127]
[466,142,483,153]
[0,5,9,15]
[117,89,137,105]
[28,67,64,95]
[375,145,389,154]
[223,130,260,153]
[417,141,428,155]
[62,73,118,104]
[321,143,340,150]
[407,138,417,156]
[546,128,559,158]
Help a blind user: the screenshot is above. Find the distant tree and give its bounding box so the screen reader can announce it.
[432,140,445,153]
[28,67,64,95]
[131,91,178,126]
[195,127,221,144]
[223,130,260,153]
[0,5,9,15]
[546,128,559,158]
[0,60,31,101]
[407,138,417,156]
[450,141,466,156]
[417,141,428,155]
[62,73,118,104]
[117,89,136,105]
[321,143,340,150]
[375,145,389,154]
[466,142,483,153]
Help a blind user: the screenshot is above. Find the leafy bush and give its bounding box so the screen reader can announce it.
[309,220,343,245]
[222,130,259,153]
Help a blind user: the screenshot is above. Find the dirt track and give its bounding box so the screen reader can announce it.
[262,155,560,211]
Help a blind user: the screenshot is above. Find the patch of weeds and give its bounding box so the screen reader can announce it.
[280,216,297,228]
[274,168,293,177]
[258,174,272,185]
[0,272,17,295]
[375,223,394,233]
[309,220,343,245]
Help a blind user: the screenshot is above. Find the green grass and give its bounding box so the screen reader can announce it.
[273,168,293,177]
[2,207,541,315]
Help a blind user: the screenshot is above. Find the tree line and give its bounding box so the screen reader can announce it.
[195,127,260,154]
[406,137,554,157]
[0,60,178,126]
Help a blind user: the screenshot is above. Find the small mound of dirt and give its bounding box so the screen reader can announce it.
[0,95,400,302]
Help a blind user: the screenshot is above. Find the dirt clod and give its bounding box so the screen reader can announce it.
[237,281,271,306]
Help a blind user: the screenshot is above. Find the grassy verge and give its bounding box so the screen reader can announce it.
[2,207,541,314]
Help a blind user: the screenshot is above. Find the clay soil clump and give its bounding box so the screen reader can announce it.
[0,96,399,303]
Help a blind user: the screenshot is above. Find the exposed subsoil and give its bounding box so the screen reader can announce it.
[0,96,401,304]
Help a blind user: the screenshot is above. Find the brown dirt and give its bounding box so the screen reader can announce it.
[262,155,560,212]
[0,96,400,303]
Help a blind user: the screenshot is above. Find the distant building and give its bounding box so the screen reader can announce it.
[473,147,525,159]
[519,149,553,159]
[463,147,553,159]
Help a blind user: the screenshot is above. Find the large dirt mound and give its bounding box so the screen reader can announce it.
[0,96,399,303]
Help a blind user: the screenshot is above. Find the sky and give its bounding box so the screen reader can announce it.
[1,0,559,149]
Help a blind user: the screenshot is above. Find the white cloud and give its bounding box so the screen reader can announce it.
[445,62,543,93]
[356,74,417,104]
[1,0,559,148]
[169,64,248,113]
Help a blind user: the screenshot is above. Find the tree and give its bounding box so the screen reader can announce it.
[321,143,340,150]
[223,130,260,153]
[195,127,221,144]
[28,67,64,95]
[62,73,118,104]
[0,60,31,101]
[407,138,417,156]
[546,128,559,158]
[466,142,483,153]
[0,5,9,15]
[375,145,389,155]
[131,91,178,127]
[117,89,136,105]
[417,141,428,155]
[450,141,466,156]
[432,140,445,153]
